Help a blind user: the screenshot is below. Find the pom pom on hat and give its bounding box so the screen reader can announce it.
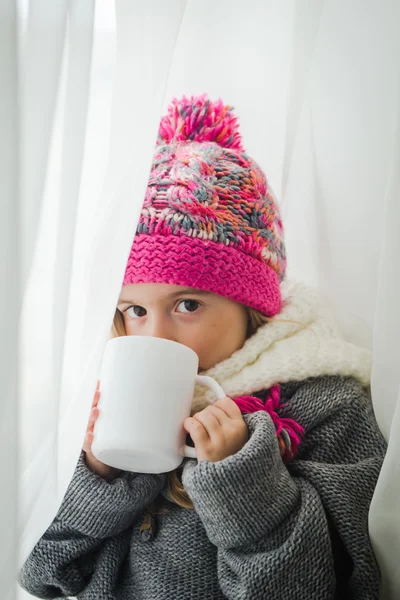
[157,93,245,151]
[124,92,286,318]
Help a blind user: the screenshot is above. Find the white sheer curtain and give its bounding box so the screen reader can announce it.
[163,9,400,598]
[1,1,398,599]
[1,2,19,599]
[3,1,187,599]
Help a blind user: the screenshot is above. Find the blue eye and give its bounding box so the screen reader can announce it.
[177,300,200,313]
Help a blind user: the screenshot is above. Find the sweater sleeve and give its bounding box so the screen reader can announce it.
[182,378,386,600]
[18,452,166,599]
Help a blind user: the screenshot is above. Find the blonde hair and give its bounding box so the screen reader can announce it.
[111,304,269,509]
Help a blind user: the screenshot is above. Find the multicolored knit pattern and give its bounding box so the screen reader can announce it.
[232,385,304,460]
[123,94,286,317]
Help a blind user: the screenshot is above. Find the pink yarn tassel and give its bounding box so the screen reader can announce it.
[232,385,304,460]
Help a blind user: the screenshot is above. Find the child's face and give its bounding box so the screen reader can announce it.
[117,283,248,370]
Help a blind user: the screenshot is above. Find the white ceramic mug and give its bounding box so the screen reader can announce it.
[91,335,225,473]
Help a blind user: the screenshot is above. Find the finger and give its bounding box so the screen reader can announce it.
[92,390,101,408]
[86,414,99,433]
[193,410,221,440]
[196,404,231,427]
[83,430,94,453]
[212,396,243,419]
[87,407,99,428]
[184,416,210,444]
[96,379,100,391]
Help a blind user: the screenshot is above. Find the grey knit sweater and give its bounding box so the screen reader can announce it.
[19,375,386,600]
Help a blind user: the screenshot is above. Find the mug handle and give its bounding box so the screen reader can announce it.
[182,375,226,460]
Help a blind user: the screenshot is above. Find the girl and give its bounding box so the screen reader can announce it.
[19,94,386,600]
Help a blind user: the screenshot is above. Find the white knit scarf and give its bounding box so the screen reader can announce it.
[192,280,372,413]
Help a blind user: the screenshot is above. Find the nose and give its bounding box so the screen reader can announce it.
[144,313,177,342]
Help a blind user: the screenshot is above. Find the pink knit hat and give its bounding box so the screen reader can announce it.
[123,94,286,317]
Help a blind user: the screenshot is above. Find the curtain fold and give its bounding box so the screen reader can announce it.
[19,0,69,284]
[17,1,95,576]
[280,0,324,204]
[2,1,398,599]
[14,4,188,600]
[1,3,19,600]
[369,89,400,596]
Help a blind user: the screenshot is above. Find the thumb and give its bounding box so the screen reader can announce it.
[183,416,194,433]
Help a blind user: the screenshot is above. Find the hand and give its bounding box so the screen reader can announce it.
[183,397,249,463]
[83,380,122,481]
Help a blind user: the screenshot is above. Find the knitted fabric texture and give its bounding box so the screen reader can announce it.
[123,94,286,317]
[233,385,304,460]
[19,376,386,600]
[191,279,372,412]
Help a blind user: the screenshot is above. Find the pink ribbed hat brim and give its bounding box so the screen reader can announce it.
[123,234,282,317]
